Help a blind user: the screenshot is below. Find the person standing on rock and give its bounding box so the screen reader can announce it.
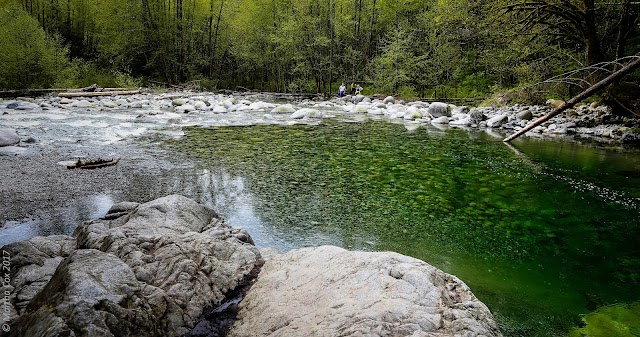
[350,83,356,95]
[355,84,363,95]
[339,83,346,97]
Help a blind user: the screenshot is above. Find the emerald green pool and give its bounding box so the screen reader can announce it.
[167,121,640,337]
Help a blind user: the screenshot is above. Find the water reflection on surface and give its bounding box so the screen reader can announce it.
[0,194,113,246]
[0,163,351,252]
[167,168,348,251]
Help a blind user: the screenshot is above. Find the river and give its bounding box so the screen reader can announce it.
[1,93,639,336]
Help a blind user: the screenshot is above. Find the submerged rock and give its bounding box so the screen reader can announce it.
[431,116,450,124]
[228,246,502,337]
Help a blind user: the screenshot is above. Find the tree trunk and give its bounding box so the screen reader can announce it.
[614,0,634,66]
[141,0,156,30]
[367,0,377,59]
[582,0,605,67]
[211,0,225,79]
[328,0,334,96]
[177,0,184,82]
[207,0,214,78]
[503,53,640,142]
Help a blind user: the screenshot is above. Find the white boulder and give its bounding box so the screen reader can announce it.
[0,128,20,146]
[228,246,502,337]
[194,101,208,110]
[172,98,187,106]
[271,104,296,113]
[176,104,196,113]
[486,115,508,128]
[212,106,228,113]
[353,105,369,114]
[428,102,451,117]
[403,106,423,120]
[291,108,322,119]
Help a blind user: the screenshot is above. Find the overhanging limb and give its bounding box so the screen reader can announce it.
[503,53,640,143]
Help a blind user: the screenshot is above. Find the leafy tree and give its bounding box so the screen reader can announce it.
[504,1,639,69]
[0,4,70,89]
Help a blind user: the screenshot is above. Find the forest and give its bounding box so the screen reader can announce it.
[0,0,639,104]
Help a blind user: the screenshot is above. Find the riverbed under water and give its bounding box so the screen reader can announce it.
[164,121,640,337]
[1,95,639,336]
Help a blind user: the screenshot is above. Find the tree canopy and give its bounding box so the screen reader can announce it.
[0,0,638,104]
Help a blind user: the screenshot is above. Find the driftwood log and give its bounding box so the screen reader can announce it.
[0,85,134,98]
[58,90,140,98]
[503,53,640,142]
[67,157,120,169]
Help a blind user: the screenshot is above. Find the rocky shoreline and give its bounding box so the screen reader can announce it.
[1,91,639,152]
[0,90,636,336]
[1,195,503,337]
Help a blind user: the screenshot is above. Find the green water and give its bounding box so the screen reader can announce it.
[166,121,640,337]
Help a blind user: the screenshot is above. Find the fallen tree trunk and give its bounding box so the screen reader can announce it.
[503,53,640,142]
[0,86,134,98]
[0,88,64,98]
[58,90,141,98]
[67,157,120,169]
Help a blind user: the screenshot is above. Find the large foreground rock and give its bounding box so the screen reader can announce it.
[2,195,261,337]
[228,246,502,337]
[2,196,501,337]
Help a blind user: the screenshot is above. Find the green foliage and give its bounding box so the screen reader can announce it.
[481,86,544,106]
[368,22,415,94]
[1,0,638,96]
[0,4,70,89]
[113,70,143,89]
[396,86,418,100]
[456,73,494,97]
[569,303,640,337]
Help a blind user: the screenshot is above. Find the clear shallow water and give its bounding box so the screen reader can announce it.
[0,194,114,247]
[2,97,639,336]
[165,121,640,337]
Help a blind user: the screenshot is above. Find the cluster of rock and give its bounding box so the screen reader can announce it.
[334,95,640,145]
[1,195,502,337]
[2,91,637,146]
[1,195,261,337]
